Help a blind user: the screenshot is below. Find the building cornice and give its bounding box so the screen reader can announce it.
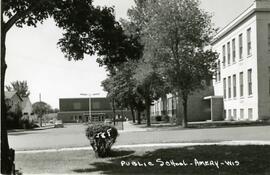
[211,5,270,45]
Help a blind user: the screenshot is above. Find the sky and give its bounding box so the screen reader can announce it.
[5,0,253,109]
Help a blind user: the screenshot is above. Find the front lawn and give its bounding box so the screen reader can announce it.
[16,145,270,174]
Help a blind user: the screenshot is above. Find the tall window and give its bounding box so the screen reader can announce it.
[223,78,227,99]
[247,28,252,55]
[218,61,221,81]
[240,72,244,97]
[233,74,237,97]
[248,108,253,120]
[240,109,244,119]
[248,69,252,95]
[222,45,226,67]
[268,24,270,51]
[228,76,231,98]
[227,42,231,65]
[232,39,236,62]
[239,34,243,59]
[233,109,237,120]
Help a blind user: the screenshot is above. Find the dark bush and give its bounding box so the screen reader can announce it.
[86,124,118,157]
[155,116,162,121]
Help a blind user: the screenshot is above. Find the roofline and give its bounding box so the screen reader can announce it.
[211,4,270,45]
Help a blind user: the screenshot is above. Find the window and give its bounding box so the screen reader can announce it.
[92,102,100,109]
[269,77,270,95]
[233,109,237,120]
[240,72,244,97]
[232,39,236,62]
[223,78,227,99]
[227,42,231,65]
[248,108,253,120]
[73,102,81,110]
[218,60,221,81]
[222,45,226,67]
[216,60,221,82]
[228,109,232,119]
[239,34,243,59]
[224,110,227,119]
[228,76,231,98]
[247,28,252,55]
[233,74,237,97]
[240,109,244,119]
[248,69,252,95]
[268,24,270,51]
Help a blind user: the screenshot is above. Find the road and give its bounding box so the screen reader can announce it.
[8,123,270,151]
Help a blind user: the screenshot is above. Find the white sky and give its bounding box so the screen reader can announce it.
[5,0,253,108]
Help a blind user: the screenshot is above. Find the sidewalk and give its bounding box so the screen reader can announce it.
[121,121,148,132]
[16,140,270,154]
[8,124,55,133]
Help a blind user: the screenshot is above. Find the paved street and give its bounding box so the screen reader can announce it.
[8,122,270,151]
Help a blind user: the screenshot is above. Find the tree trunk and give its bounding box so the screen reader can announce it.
[1,31,12,174]
[39,116,42,127]
[130,105,135,123]
[176,94,182,125]
[145,100,151,127]
[112,99,116,126]
[137,110,141,124]
[182,96,188,128]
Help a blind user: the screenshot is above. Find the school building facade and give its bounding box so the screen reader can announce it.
[151,0,270,122]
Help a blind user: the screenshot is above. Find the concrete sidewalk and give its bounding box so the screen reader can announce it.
[16,140,270,154]
[121,121,148,132]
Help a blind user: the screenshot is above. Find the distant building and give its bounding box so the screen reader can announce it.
[209,0,270,121]
[21,97,35,121]
[151,83,213,122]
[58,97,131,123]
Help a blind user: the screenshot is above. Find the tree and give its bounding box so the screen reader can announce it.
[1,1,131,173]
[32,101,51,127]
[5,80,30,97]
[134,60,167,126]
[102,61,139,124]
[131,0,218,127]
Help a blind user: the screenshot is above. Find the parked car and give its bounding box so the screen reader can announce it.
[54,120,64,128]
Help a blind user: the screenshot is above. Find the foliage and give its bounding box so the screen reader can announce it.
[32,101,51,118]
[5,80,30,97]
[1,1,139,172]
[86,124,118,157]
[128,0,218,127]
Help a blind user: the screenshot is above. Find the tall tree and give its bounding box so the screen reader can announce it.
[102,61,140,124]
[134,59,167,127]
[32,101,51,127]
[131,0,218,127]
[1,1,133,173]
[5,80,30,97]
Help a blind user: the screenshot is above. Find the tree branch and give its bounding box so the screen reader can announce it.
[3,4,36,34]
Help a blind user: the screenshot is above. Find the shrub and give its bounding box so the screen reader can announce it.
[86,124,118,157]
[155,116,162,121]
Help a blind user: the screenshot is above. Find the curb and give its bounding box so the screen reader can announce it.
[16,140,270,154]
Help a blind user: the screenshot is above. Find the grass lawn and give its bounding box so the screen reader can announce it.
[16,145,270,174]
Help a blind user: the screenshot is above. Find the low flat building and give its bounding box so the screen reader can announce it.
[58,97,131,123]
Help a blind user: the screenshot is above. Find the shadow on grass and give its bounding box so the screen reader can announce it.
[73,145,270,175]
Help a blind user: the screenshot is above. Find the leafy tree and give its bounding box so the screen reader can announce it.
[130,0,218,127]
[5,80,30,97]
[1,1,132,173]
[102,61,139,124]
[32,101,51,127]
[134,60,167,126]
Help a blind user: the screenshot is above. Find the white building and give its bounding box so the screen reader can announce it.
[212,0,270,121]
